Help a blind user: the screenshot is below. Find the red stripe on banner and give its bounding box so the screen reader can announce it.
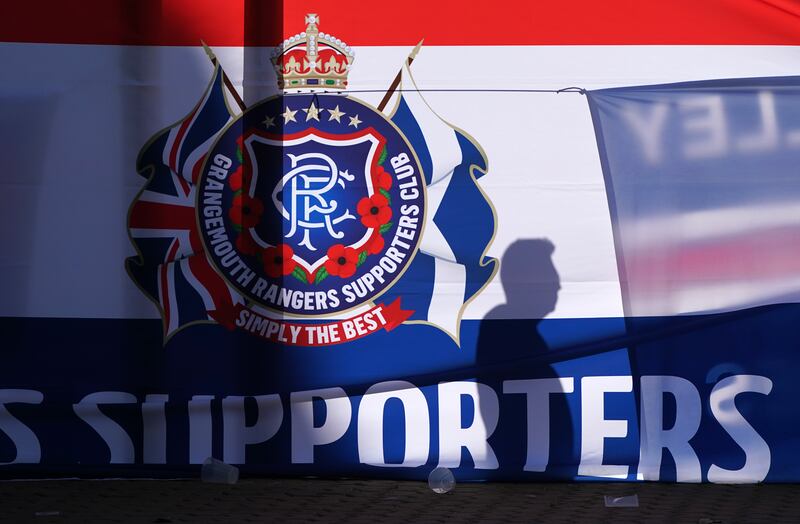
[3,0,800,46]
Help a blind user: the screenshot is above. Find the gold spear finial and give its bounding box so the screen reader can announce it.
[201,40,216,61]
[199,40,246,112]
[377,39,424,112]
[409,39,424,61]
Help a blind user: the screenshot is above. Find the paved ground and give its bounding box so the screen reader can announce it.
[1,478,799,523]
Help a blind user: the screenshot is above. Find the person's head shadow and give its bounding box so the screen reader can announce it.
[477,239,561,364]
[486,238,560,322]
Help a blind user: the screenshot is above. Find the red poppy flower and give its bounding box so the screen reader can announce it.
[357,194,392,228]
[228,166,251,191]
[262,244,296,278]
[235,231,258,255]
[229,194,263,228]
[324,244,358,278]
[375,166,392,191]
[366,233,385,255]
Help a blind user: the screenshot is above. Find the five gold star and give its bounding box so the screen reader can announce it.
[348,114,362,128]
[275,102,362,127]
[327,105,345,123]
[302,102,321,122]
[281,106,298,123]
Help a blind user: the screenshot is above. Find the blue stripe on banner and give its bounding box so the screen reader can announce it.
[379,251,436,322]
[391,96,433,185]
[1,303,799,480]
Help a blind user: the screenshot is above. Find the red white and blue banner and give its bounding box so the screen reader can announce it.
[2,0,800,482]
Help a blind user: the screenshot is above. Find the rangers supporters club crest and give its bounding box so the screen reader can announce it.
[127,14,497,347]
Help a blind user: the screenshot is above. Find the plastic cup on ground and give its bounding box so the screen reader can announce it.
[201,457,239,484]
[428,467,455,493]
[604,494,639,507]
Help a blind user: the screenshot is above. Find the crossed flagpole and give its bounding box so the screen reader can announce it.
[200,39,424,113]
[201,41,247,112]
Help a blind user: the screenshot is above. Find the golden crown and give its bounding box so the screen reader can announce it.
[270,14,355,90]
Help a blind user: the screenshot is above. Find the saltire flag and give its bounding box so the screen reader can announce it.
[126,65,240,337]
[380,62,498,341]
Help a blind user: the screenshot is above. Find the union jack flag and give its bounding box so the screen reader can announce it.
[126,65,240,338]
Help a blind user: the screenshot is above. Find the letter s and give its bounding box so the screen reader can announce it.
[400,204,419,217]
[708,375,772,483]
[73,392,137,464]
[0,389,43,464]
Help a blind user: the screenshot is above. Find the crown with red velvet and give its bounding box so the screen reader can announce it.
[270,14,355,90]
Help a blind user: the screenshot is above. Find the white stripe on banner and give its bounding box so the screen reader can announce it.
[3,44,800,320]
[427,258,467,338]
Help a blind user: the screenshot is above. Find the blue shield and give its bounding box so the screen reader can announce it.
[244,129,381,272]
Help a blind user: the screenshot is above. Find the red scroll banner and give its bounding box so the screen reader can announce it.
[210,298,414,347]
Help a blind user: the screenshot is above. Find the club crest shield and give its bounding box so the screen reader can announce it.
[197,94,426,317]
[246,125,384,271]
[127,12,497,347]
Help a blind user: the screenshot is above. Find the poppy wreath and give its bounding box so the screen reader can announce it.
[228,141,395,285]
[230,139,259,254]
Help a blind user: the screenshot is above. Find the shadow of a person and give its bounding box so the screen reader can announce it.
[473,239,574,478]
[477,239,560,361]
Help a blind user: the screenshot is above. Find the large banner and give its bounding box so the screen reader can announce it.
[2,1,800,482]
